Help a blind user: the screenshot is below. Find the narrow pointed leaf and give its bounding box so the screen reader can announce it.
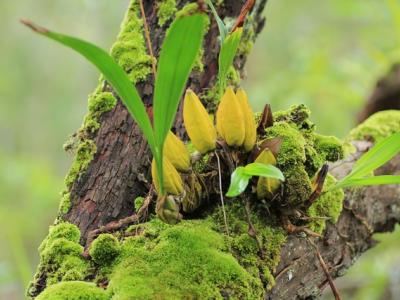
[226,167,251,197]
[244,163,285,181]
[21,21,156,156]
[205,0,228,42]
[348,132,400,179]
[331,175,400,190]
[218,28,242,91]
[153,14,208,190]
[21,20,162,192]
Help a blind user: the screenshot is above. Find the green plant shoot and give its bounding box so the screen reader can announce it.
[21,14,207,195]
[226,163,284,197]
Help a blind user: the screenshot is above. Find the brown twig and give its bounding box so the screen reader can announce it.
[231,0,255,32]
[308,238,342,300]
[138,0,157,78]
[20,19,48,34]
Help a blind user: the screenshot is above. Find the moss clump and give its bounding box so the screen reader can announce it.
[265,122,306,165]
[36,281,108,300]
[134,196,145,212]
[64,140,97,189]
[58,191,71,216]
[108,219,261,299]
[89,234,120,265]
[175,3,199,18]
[307,174,345,234]
[27,223,89,298]
[83,92,117,134]
[213,201,286,291]
[314,134,344,162]
[261,105,344,206]
[348,110,400,143]
[110,0,152,83]
[157,0,177,26]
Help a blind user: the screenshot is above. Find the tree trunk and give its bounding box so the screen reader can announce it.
[29,1,400,299]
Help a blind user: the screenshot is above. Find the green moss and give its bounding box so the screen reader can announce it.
[213,201,286,291]
[314,134,344,162]
[27,223,90,298]
[175,3,199,18]
[108,219,262,299]
[283,166,313,206]
[157,0,177,26]
[64,140,97,189]
[58,192,71,215]
[265,121,306,165]
[134,196,145,212]
[89,234,121,265]
[307,174,345,234]
[36,281,108,300]
[110,0,151,83]
[347,110,400,143]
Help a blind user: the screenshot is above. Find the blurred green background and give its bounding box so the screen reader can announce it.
[1,0,399,299]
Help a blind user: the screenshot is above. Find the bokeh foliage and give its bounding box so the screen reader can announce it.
[1,0,399,299]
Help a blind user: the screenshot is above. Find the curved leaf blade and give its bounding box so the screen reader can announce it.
[349,132,400,179]
[333,175,400,190]
[21,20,156,157]
[153,14,207,155]
[226,167,251,197]
[244,163,285,181]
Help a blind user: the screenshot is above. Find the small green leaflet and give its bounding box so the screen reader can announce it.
[218,28,243,94]
[330,132,400,191]
[205,0,228,42]
[226,163,284,197]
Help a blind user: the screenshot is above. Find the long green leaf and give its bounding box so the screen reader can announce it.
[226,167,251,197]
[205,0,228,42]
[153,14,207,194]
[332,175,400,190]
[218,28,243,93]
[348,132,400,179]
[244,163,285,181]
[21,20,157,157]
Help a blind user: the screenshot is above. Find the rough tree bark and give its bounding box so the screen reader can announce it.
[34,1,400,299]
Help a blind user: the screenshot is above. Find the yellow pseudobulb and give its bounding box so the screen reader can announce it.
[236,88,257,152]
[164,131,191,172]
[151,158,184,195]
[216,87,245,147]
[255,149,281,199]
[183,89,217,154]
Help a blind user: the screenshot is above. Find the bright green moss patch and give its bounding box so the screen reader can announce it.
[89,234,120,265]
[58,191,71,216]
[27,223,90,298]
[83,92,117,134]
[64,139,97,189]
[348,110,400,143]
[213,201,286,291]
[108,219,262,299]
[36,281,108,300]
[314,134,344,162]
[157,0,177,26]
[307,174,345,234]
[110,0,151,83]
